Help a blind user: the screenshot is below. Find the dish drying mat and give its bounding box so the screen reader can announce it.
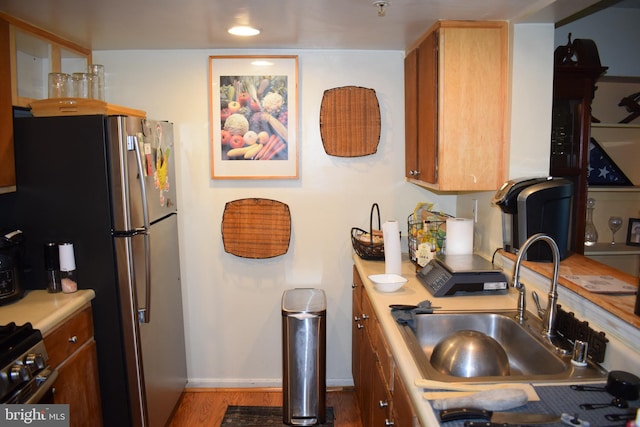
[434,383,639,427]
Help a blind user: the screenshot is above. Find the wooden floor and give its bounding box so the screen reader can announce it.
[167,387,363,427]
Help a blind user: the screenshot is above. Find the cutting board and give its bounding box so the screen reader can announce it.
[221,198,291,259]
[319,86,380,157]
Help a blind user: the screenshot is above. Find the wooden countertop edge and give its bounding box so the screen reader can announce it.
[499,250,640,329]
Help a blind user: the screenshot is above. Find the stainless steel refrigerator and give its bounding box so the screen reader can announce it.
[13,114,187,427]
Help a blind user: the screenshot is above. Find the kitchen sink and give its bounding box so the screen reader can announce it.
[397,310,608,383]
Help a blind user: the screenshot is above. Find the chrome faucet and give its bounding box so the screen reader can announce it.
[512,233,560,338]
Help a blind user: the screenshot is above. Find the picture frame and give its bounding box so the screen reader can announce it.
[209,55,299,179]
[626,218,640,246]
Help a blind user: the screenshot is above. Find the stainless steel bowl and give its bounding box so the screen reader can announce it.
[430,330,510,377]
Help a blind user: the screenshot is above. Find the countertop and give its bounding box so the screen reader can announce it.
[353,253,640,426]
[500,250,639,329]
[353,254,520,426]
[0,290,96,335]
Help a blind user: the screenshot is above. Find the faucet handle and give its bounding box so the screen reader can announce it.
[532,291,546,319]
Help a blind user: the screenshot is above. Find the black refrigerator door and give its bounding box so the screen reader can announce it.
[13,115,134,427]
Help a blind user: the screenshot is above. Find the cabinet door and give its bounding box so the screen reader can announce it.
[392,367,419,427]
[405,48,420,180]
[371,361,392,426]
[416,30,438,184]
[438,24,506,190]
[53,339,103,427]
[406,22,507,191]
[360,327,376,426]
[0,18,15,188]
[405,32,438,183]
[352,286,363,399]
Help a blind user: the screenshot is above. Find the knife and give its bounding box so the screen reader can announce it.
[440,407,561,425]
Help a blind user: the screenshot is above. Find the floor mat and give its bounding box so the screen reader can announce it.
[221,405,335,426]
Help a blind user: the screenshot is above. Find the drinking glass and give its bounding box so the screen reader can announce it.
[48,73,70,98]
[608,216,623,245]
[72,72,92,98]
[87,64,105,100]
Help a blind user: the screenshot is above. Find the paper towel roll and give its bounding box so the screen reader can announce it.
[382,220,402,275]
[446,218,474,255]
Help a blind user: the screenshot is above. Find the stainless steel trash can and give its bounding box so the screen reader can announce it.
[282,288,326,426]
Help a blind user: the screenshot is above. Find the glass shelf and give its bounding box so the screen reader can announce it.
[584,242,640,255]
[588,186,640,192]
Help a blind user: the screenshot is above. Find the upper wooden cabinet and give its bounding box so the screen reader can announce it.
[0,13,91,189]
[405,21,508,191]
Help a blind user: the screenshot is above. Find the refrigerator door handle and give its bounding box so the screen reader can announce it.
[137,231,152,324]
[131,134,152,324]
[129,135,151,229]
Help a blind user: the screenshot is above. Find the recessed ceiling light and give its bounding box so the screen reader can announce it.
[228,26,260,36]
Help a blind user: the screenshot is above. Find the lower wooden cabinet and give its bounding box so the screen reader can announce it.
[352,266,419,426]
[392,367,418,427]
[44,305,103,427]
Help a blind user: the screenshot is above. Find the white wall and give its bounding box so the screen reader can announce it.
[94,49,456,387]
[458,23,555,259]
[93,18,599,387]
[554,7,640,77]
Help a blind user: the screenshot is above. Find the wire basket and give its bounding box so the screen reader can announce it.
[351,203,385,260]
[407,211,450,264]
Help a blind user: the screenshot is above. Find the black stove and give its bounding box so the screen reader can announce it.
[0,322,57,404]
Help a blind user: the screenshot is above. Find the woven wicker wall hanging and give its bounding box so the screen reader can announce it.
[221,198,291,258]
[319,86,381,157]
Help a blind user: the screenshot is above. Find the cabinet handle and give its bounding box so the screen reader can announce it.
[409,170,420,176]
[361,313,369,320]
[385,419,395,426]
[357,324,364,330]
[352,282,358,289]
[354,315,361,322]
[379,400,389,408]
[68,336,78,344]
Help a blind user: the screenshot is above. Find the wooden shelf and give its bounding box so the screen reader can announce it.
[592,123,640,130]
[584,242,640,256]
[588,186,640,192]
[599,75,640,83]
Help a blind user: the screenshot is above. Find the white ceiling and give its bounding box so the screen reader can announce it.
[0,0,636,51]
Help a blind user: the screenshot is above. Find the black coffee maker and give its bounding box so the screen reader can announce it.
[493,177,574,261]
[0,229,25,305]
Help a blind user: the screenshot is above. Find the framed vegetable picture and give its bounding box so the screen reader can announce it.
[209,55,299,179]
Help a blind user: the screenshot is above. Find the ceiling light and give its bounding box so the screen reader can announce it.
[251,60,274,67]
[373,0,389,17]
[228,26,260,37]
